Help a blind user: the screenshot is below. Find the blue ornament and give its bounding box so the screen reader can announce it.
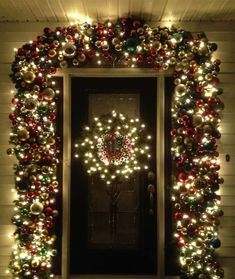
[210,238,221,248]
[126,37,139,52]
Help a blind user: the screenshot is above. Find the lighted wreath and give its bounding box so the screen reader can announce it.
[74,111,151,184]
[8,18,224,279]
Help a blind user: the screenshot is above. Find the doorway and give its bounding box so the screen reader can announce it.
[70,77,157,275]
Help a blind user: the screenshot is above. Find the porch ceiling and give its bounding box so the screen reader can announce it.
[0,0,235,23]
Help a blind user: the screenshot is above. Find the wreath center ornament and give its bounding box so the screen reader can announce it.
[97,132,132,166]
[75,111,151,184]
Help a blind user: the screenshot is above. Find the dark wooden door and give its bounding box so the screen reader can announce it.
[70,77,157,275]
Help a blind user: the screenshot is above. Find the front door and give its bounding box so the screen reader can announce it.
[70,77,157,275]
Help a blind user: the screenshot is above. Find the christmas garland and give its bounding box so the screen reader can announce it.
[74,110,151,184]
[8,18,224,278]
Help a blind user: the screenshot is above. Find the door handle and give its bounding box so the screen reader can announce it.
[147,184,155,215]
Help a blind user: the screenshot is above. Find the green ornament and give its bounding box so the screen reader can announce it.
[40,247,47,256]
[197,32,207,39]
[16,178,30,192]
[21,208,29,216]
[91,35,99,42]
[208,43,218,52]
[126,37,139,52]
[172,33,183,43]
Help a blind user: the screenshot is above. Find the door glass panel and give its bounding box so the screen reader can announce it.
[89,93,139,119]
[88,93,140,249]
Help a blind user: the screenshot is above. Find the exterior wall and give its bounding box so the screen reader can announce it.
[0,22,234,278]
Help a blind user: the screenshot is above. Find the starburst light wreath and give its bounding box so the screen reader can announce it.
[8,18,224,278]
[74,110,151,185]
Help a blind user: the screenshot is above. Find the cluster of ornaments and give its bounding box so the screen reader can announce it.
[75,111,151,185]
[170,31,224,278]
[8,17,223,278]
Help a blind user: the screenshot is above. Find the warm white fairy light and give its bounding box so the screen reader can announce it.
[75,111,151,184]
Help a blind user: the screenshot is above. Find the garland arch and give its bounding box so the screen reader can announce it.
[8,18,224,278]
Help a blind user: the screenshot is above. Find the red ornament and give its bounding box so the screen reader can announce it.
[9,113,17,121]
[36,76,45,84]
[77,47,84,54]
[103,52,111,60]
[31,51,39,59]
[46,220,54,229]
[44,27,52,34]
[186,127,195,136]
[96,29,103,36]
[211,77,219,86]
[146,56,154,64]
[133,20,141,29]
[87,49,96,58]
[44,207,53,216]
[18,48,26,56]
[171,129,178,136]
[11,98,19,106]
[214,59,221,66]
[154,62,162,70]
[178,172,188,182]
[151,49,158,57]
[121,18,128,26]
[49,67,57,74]
[174,212,183,220]
[196,85,203,93]
[108,29,114,37]
[197,146,205,155]
[137,55,143,63]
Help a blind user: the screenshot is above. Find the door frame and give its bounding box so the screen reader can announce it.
[55,68,178,279]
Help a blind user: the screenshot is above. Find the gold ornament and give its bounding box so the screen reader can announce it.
[112,37,119,45]
[41,193,49,200]
[52,210,59,217]
[95,40,102,48]
[192,115,202,126]
[175,84,187,97]
[174,78,181,85]
[48,49,57,58]
[47,138,56,145]
[31,258,40,268]
[175,63,182,72]
[18,128,30,141]
[79,54,86,62]
[12,263,22,275]
[153,41,161,50]
[85,28,93,36]
[169,57,176,65]
[53,40,60,47]
[23,71,35,83]
[72,59,79,66]
[62,42,76,57]
[115,44,122,51]
[30,202,44,215]
[51,249,57,256]
[25,97,38,109]
[65,34,73,41]
[43,88,55,101]
[6,148,14,155]
[60,60,68,68]
[203,124,213,134]
[178,51,185,59]
[58,54,64,61]
[162,63,169,70]
[52,180,59,187]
